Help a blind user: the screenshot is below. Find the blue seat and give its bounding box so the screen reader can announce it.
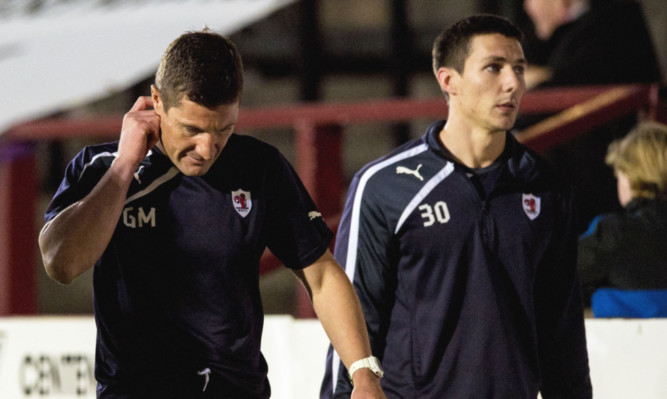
[592,288,667,318]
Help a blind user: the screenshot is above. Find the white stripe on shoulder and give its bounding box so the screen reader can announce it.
[345,143,428,282]
[76,149,154,183]
[77,151,118,182]
[125,166,179,205]
[335,144,428,391]
[395,161,454,234]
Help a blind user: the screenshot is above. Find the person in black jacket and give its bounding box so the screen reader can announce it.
[321,14,592,399]
[522,0,661,89]
[578,121,667,317]
[519,0,662,234]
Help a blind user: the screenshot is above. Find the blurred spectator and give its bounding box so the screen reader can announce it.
[516,0,662,233]
[522,0,661,89]
[578,121,667,317]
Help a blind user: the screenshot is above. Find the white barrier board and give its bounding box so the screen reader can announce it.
[1,316,666,398]
[0,316,328,399]
[586,319,667,398]
[0,317,97,398]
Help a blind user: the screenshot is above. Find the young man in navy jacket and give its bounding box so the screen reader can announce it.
[322,14,592,399]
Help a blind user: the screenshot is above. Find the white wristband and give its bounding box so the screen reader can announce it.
[348,356,384,383]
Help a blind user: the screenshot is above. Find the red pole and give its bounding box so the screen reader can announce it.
[293,121,343,318]
[0,142,37,315]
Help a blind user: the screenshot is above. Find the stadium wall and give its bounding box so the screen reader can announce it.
[0,316,665,398]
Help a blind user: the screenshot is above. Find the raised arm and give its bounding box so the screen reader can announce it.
[294,250,386,399]
[39,96,160,284]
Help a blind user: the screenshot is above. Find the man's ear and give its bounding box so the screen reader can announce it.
[436,67,458,98]
[150,85,162,113]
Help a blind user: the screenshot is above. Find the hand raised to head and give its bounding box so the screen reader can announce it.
[116,96,161,170]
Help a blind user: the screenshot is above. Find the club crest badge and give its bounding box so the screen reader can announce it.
[232,189,252,218]
[522,193,541,220]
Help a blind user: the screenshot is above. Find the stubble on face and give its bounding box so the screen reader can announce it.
[455,34,526,135]
[157,98,239,176]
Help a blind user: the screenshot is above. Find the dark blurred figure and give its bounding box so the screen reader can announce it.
[522,0,661,89]
[517,0,662,232]
[578,121,667,317]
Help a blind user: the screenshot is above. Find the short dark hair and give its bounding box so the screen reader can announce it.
[432,14,523,75]
[155,29,244,111]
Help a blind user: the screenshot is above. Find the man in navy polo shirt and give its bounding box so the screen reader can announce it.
[39,29,386,399]
[321,15,592,398]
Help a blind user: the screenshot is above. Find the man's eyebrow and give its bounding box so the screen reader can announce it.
[213,122,236,133]
[482,55,528,64]
[177,121,202,130]
[178,121,236,132]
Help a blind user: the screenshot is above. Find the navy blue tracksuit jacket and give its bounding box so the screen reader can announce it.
[322,121,592,398]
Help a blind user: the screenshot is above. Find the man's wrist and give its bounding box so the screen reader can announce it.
[348,356,384,384]
[109,157,139,186]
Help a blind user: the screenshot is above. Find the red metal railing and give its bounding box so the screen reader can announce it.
[0,84,661,316]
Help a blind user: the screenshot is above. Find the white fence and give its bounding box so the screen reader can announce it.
[0,316,665,398]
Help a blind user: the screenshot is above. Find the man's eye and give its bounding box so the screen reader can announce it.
[486,64,501,72]
[514,65,526,75]
[218,126,236,136]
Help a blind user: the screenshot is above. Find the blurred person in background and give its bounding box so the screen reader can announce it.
[39,29,385,399]
[578,121,667,318]
[518,0,662,234]
[522,0,661,89]
[321,14,591,399]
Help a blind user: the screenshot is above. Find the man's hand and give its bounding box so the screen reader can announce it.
[116,96,161,172]
[351,368,386,399]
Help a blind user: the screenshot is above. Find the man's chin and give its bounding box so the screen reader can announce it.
[177,163,210,176]
[498,117,518,132]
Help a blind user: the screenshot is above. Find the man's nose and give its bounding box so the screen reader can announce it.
[503,68,523,92]
[195,133,217,160]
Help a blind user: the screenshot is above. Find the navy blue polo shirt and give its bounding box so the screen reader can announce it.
[45,134,333,398]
